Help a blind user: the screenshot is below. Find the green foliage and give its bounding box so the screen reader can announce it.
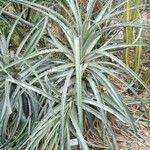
[0,20,10,35]
[0,0,7,6]
[0,0,149,149]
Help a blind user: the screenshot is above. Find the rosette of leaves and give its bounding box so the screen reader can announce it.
[0,0,149,150]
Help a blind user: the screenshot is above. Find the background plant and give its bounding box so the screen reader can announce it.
[0,0,150,149]
[123,0,150,92]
